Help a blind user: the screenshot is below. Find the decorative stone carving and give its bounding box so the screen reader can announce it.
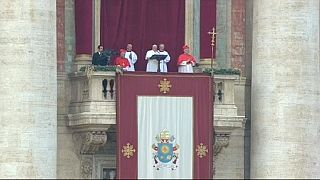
[82,79,89,100]
[80,156,93,179]
[73,131,108,154]
[214,133,230,156]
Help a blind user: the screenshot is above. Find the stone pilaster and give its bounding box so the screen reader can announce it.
[65,0,76,73]
[93,0,101,50]
[231,0,246,74]
[215,0,232,68]
[0,0,57,178]
[185,0,200,62]
[251,0,320,178]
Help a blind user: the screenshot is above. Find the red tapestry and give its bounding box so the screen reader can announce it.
[75,0,93,54]
[200,0,217,59]
[101,0,185,72]
[117,72,214,179]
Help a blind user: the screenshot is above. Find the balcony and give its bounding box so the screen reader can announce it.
[67,66,245,155]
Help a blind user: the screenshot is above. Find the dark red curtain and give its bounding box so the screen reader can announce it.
[75,0,93,54]
[117,72,214,179]
[200,0,217,59]
[101,0,185,72]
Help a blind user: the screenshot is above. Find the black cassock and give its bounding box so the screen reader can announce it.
[92,52,109,66]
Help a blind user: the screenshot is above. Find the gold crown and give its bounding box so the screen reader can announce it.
[160,129,171,140]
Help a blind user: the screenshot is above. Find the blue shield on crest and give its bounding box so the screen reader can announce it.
[158,143,174,163]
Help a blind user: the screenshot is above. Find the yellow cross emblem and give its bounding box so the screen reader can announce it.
[158,78,172,94]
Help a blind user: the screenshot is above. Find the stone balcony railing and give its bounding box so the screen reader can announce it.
[67,67,245,155]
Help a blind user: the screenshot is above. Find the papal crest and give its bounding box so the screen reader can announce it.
[152,129,180,170]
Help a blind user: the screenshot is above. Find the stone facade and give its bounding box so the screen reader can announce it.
[2,0,319,179]
[0,0,57,178]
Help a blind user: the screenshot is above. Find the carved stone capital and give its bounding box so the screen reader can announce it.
[73,131,108,154]
[214,133,230,156]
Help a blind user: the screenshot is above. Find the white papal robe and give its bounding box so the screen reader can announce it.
[125,51,138,71]
[145,50,160,72]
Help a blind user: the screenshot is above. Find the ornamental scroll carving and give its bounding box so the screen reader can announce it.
[73,131,108,154]
[214,133,230,156]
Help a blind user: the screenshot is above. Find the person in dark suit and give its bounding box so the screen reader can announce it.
[92,45,108,65]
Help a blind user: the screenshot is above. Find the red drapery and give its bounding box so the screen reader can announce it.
[200,0,217,59]
[75,0,93,54]
[100,0,185,72]
[117,72,214,179]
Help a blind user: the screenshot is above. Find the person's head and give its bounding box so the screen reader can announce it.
[159,44,165,51]
[120,49,126,57]
[127,43,133,51]
[98,45,104,52]
[183,44,189,54]
[152,44,158,51]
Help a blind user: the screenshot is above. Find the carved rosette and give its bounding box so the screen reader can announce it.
[214,133,230,156]
[74,131,108,154]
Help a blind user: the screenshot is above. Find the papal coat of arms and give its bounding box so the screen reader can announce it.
[152,129,179,170]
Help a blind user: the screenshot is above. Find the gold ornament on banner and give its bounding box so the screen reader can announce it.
[121,143,136,158]
[158,78,172,94]
[196,143,208,158]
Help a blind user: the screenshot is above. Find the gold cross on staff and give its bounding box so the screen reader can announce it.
[208,27,217,47]
[208,27,217,70]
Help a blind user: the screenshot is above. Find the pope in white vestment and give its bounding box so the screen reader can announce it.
[145,44,160,72]
[125,43,138,71]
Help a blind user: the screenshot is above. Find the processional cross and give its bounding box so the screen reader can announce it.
[208,27,217,69]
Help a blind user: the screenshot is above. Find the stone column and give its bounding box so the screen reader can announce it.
[251,0,320,178]
[0,0,57,178]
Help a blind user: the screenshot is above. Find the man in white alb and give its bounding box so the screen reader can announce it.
[158,44,171,72]
[145,44,160,72]
[125,43,138,71]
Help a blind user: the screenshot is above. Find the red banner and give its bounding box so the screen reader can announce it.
[117,72,214,179]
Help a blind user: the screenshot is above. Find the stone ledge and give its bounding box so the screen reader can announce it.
[69,71,117,79]
[214,116,246,130]
[214,74,240,80]
[68,113,116,130]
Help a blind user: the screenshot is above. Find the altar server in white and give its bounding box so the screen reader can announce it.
[125,43,138,71]
[158,44,171,72]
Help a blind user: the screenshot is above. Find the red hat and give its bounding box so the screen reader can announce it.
[120,49,126,53]
[183,44,189,49]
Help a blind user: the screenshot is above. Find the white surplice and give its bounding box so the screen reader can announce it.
[158,50,171,72]
[178,61,194,73]
[145,50,160,72]
[125,51,138,71]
